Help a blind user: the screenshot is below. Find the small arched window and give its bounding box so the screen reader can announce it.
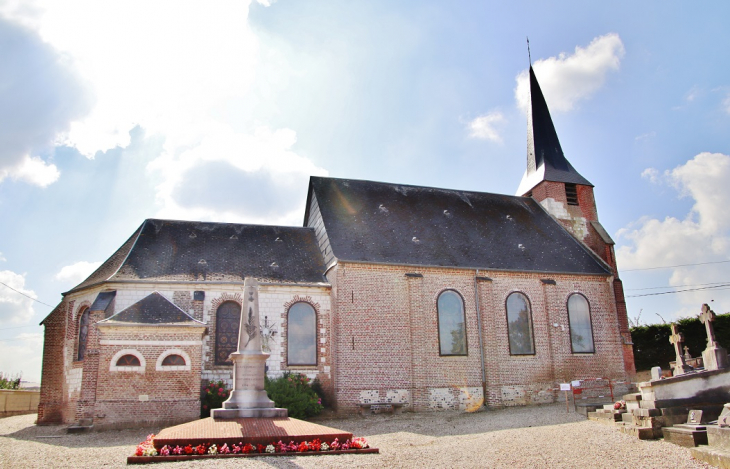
[506,292,535,355]
[215,301,241,365]
[287,302,316,365]
[116,354,141,366]
[437,290,467,356]
[77,307,90,361]
[568,294,595,353]
[161,354,186,366]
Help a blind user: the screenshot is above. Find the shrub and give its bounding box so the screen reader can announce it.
[265,372,323,419]
[0,372,21,390]
[311,377,329,409]
[201,380,230,417]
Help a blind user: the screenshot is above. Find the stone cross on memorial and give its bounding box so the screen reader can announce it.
[669,323,692,376]
[699,303,729,371]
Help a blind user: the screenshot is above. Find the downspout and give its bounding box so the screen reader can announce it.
[474,269,487,407]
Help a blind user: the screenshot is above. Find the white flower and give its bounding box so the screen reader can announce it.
[265,444,276,453]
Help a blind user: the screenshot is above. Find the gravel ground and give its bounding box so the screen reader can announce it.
[0,405,712,468]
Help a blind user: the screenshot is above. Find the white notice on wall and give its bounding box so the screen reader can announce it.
[571,380,581,387]
[559,383,571,391]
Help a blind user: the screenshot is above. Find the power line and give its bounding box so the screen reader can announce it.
[626,284,730,298]
[625,281,730,291]
[0,281,54,308]
[622,260,730,272]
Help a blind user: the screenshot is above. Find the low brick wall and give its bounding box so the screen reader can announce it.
[0,389,40,417]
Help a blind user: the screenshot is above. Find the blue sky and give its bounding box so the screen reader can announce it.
[1,1,729,382]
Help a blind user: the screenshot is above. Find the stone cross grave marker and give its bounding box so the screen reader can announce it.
[699,303,729,371]
[700,304,718,347]
[684,345,692,360]
[670,323,693,375]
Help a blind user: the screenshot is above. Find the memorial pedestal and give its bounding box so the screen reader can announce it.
[703,345,730,371]
[212,352,287,419]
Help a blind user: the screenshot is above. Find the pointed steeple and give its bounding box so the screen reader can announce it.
[517,66,592,195]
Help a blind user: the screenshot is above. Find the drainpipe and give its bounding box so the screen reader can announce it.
[474,269,487,407]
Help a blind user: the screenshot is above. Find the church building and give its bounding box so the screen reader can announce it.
[38,67,635,429]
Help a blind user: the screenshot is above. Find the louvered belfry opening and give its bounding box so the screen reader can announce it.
[565,183,579,205]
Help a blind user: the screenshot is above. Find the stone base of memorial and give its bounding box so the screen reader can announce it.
[128,416,378,464]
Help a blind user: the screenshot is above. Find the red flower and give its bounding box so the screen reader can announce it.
[257,444,265,453]
[298,441,308,452]
[184,445,193,454]
[196,444,206,455]
[242,443,254,454]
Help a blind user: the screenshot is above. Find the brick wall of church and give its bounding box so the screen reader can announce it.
[330,262,631,413]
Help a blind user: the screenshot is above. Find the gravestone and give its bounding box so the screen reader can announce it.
[669,323,693,376]
[699,304,729,371]
[663,409,709,447]
[684,346,692,361]
[212,277,287,418]
[651,366,662,381]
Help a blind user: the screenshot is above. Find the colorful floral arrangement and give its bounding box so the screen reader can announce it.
[201,380,231,417]
[136,436,370,458]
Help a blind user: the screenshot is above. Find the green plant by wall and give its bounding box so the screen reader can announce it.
[631,312,730,371]
[201,380,230,417]
[0,372,21,390]
[265,372,323,420]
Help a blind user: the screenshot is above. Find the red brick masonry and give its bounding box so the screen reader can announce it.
[153,417,354,449]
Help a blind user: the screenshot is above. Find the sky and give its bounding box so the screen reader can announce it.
[0,1,729,382]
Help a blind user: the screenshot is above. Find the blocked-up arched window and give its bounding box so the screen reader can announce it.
[77,307,90,361]
[568,293,595,353]
[116,354,141,366]
[437,290,467,356]
[505,292,535,355]
[287,302,316,365]
[215,301,241,365]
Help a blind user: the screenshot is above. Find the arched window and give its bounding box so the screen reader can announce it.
[161,354,186,366]
[77,307,90,361]
[568,294,595,353]
[215,301,241,365]
[437,290,467,356]
[505,292,535,355]
[287,302,316,365]
[116,354,141,366]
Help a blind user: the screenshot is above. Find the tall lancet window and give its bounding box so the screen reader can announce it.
[287,302,316,365]
[437,290,467,356]
[77,307,90,361]
[568,294,595,353]
[506,292,535,355]
[215,301,241,365]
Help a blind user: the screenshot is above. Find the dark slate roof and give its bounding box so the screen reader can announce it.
[100,292,201,324]
[306,176,611,275]
[525,66,592,188]
[66,219,327,294]
[90,291,116,318]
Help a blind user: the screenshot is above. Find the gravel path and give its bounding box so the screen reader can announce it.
[0,405,712,468]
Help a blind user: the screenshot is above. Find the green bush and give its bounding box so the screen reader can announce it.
[310,377,329,409]
[265,372,323,419]
[201,380,230,417]
[0,372,21,390]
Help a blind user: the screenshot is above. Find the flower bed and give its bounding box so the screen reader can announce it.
[129,434,377,464]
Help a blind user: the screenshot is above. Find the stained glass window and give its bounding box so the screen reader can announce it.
[437,290,467,356]
[215,301,241,365]
[77,308,90,361]
[506,292,535,355]
[161,354,186,366]
[116,354,141,366]
[287,302,316,365]
[568,294,595,353]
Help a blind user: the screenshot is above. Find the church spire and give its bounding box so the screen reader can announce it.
[517,66,592,196]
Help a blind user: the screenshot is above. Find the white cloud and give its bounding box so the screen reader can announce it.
[617,152,730,314]
[0,332,43,383]
[467,111,505,142]
[0,270,36,324]
[640,167,660,184]
[0,14,91,186]
[515,33,625,114]
[635,131,656,142]
[2,1,326,223]
[55,261,102,284]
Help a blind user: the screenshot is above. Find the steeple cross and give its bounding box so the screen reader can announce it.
[700,304,717,347]
[669,323,690,372]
